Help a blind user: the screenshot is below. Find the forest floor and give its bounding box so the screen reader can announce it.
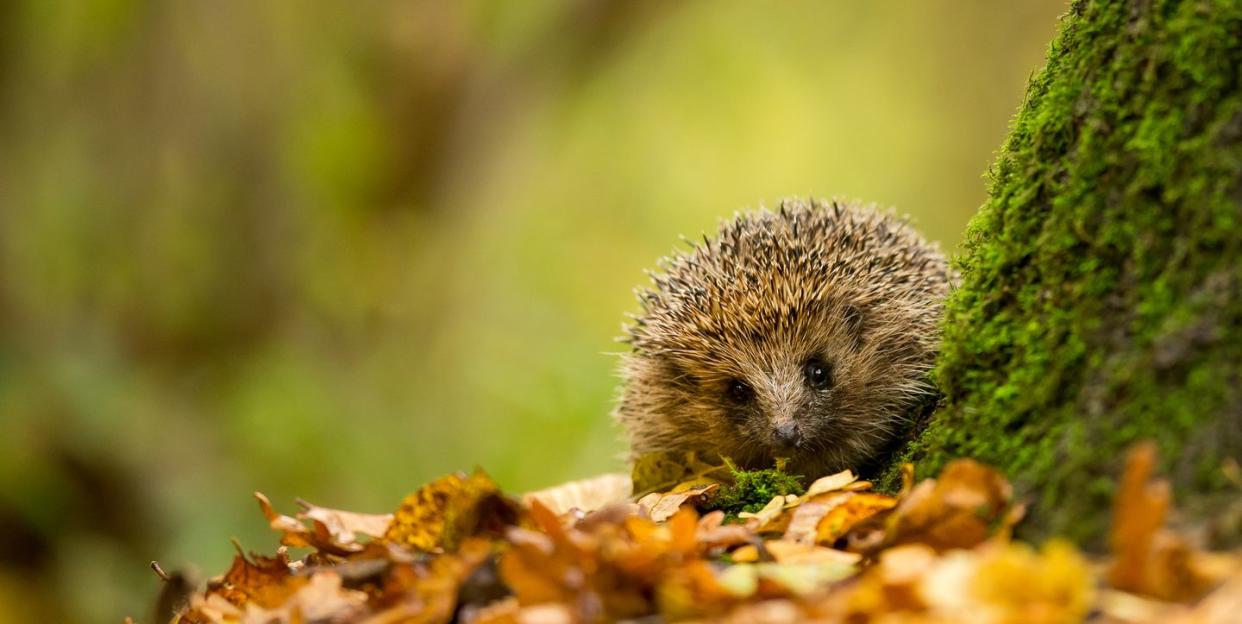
[147,442,1241,623]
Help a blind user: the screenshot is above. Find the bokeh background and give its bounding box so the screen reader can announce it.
[0,1,1067,621]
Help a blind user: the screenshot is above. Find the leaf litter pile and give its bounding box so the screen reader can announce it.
[150,442,1242,623]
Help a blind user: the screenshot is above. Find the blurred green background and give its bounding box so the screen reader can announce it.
[0,1,1066,621]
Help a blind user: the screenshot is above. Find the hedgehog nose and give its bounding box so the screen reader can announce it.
[774,422,802,450]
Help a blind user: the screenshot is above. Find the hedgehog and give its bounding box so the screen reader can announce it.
[616,197,955,478]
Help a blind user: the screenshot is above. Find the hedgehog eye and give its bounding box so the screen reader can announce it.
[803,358,833,391]
[726,379,753,403]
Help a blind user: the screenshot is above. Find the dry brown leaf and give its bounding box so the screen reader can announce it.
[176,593,244,624]
[1110,441,1169,596]
[213,549,299,609]
[298,500,393,545]
[242,571,368,623]
[255,492,317,550]
[1108,442,1228,603]
[254,492,392,555]
[381,537,494,624]
[882,458,1012,552]
[523,472,633,516]
[1166,570,1242,624]
[497,527,573,607]
[636,482,719,522]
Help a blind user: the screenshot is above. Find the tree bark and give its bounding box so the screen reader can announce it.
[881,0,1242,547]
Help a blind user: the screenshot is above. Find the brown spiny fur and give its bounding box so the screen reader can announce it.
[616,198,955,477]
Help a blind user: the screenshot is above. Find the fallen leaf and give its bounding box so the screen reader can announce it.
[631,450,730,496]
[731,545,759,563]
[255,492,318,551]
[636,482,719,522]
[1109,442,1227,603]
[212,548,299,609]
[755,561,857,595]
[763,540,860,566]
[523,472,633,516]
[804,470,857,499]
[815,492,898,545]
[298,500,393,543]
[255,492,392,555]
[242,571,368,623]
[385,469,524,552]
[739,495,792,534]
[960,540,1093,622]
[783,501,832,545]
[152,438,1242,624]
[881,459,1012,552]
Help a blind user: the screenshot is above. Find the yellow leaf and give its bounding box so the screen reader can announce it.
[631,450,730,496]
[804,470,857,499]
[385,469,522,552]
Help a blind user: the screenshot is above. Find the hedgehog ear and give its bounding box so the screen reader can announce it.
[842,304,866,351]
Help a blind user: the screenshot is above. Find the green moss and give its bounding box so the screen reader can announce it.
[705,460,805,517]
[881,0,1242,546]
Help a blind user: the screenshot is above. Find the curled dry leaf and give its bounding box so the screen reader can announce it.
[254,492,392,555]
[255,492,317,551]
[636,482,719,522]
[297,500,392,545]
[804,469,857,499]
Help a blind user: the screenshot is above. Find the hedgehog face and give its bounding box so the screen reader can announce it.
[721,354,838,456]
[655,300,910,476]
[623,300,928,477]
[617,199,953,477]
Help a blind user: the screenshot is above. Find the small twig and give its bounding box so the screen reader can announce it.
[150,560,172,583]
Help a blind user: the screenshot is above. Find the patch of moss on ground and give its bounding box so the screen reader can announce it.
[705,461,805,518]
[881,0,1242,546]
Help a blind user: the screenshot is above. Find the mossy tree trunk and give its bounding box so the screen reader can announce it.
[883,0,1242,546]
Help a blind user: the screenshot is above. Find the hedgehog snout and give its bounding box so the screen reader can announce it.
[772,421,803,450]
[760,375,809,450]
